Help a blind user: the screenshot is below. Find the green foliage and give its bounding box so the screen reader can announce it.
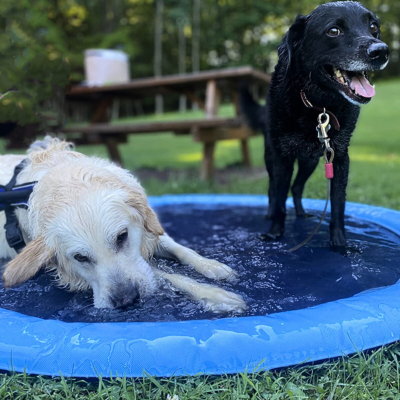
[57,0,150,82]
[0,0,70,125]
[41,0,400,84]
[1,0,399,126]
[199,0,283,70]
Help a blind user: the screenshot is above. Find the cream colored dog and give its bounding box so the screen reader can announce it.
[0,138,245,313]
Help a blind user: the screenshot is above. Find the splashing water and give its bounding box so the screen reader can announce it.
[1,204,400,322]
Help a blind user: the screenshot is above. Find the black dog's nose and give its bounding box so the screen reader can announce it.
[109,286,139,308]
[367,42,389,63]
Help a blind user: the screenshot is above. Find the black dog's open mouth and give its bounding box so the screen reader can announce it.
[324,66,375,103]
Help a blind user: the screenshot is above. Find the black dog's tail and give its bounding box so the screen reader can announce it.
[239,83,267,134]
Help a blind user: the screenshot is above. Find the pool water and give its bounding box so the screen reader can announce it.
[1,204,400,323]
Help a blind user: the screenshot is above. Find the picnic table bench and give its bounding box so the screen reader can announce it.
[63,66,271,180]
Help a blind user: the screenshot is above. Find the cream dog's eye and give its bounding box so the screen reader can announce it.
[116,230,128,247]
[74,254,90,263]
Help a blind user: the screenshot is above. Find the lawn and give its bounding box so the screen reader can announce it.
[69,78,400,209]
[2,79,399,207]
[1,79,400,398]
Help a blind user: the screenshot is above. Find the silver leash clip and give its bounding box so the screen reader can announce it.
[317,109,333,153]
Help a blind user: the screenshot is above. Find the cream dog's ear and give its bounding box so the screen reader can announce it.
[2,236,54,288]
[143,206,164,236]
[125,190,164,236]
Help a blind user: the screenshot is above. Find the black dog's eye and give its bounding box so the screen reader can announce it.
[370,23,378,34]
[327,27,341,37]
[74,254,90,263]
[116,230,128,247]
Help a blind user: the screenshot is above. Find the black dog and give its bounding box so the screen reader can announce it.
[241,1,389,246]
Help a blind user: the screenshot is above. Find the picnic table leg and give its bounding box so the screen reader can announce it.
[199,80,220,181]
[91,98,125,167]
[240,139,251,167]
[91,98,112,123]
[232,89,252,167]
[105,137,124,166]
[205,80,220,119]
[201,141,215,181]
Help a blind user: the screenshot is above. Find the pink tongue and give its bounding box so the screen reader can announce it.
[349,75,375,98]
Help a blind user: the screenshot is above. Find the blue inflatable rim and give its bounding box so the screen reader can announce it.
[1,194,399,378]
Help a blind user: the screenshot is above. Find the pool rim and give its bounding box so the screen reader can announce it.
[0,194,399,378]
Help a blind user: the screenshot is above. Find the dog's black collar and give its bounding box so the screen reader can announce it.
[0,160,37,252]
[300,91,341,131]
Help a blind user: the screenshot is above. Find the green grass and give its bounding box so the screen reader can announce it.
[2,343,400,399]
[65,79,400,209]
[3,80,399,207]
[69,103,248,171]
[1,79,400,398]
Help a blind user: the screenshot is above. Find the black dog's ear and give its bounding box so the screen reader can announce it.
[278,14,309,69]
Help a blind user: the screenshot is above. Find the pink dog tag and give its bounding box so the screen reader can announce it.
[325,163,334,179]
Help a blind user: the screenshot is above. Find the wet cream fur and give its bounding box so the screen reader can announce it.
[0,137,245,313]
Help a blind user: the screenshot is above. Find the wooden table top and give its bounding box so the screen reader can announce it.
[66,66,271,101]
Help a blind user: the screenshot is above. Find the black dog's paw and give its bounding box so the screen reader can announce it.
[330,227,347,247]
[260,223,284,241]
[296,211,315,219]
[293,203,306,218]
[260,232,282,241]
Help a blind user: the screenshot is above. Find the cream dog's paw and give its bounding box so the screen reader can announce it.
[156,272,246,313]
[189,253,238,281]
[200,286,246,314]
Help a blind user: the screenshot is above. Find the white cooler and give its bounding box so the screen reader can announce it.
[84,49,130,86]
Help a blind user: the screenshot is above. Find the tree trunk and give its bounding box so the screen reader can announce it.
[154,0,164,114]
[192,0,200,110]
[178,18,187,113]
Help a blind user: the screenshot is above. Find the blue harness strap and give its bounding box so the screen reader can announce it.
[0,160,37,252]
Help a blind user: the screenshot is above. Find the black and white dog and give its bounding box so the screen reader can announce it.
[241,1,389,246]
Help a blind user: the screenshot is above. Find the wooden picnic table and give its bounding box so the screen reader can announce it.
[63,66,270,180]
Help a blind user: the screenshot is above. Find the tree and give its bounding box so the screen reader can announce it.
[0,0,70,126]
[154,0,164,114]
[2,0,399,126]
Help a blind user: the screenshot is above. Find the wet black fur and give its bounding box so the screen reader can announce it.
[241,1,389,246]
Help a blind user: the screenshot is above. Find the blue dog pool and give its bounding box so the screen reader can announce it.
[0,195,400,377]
